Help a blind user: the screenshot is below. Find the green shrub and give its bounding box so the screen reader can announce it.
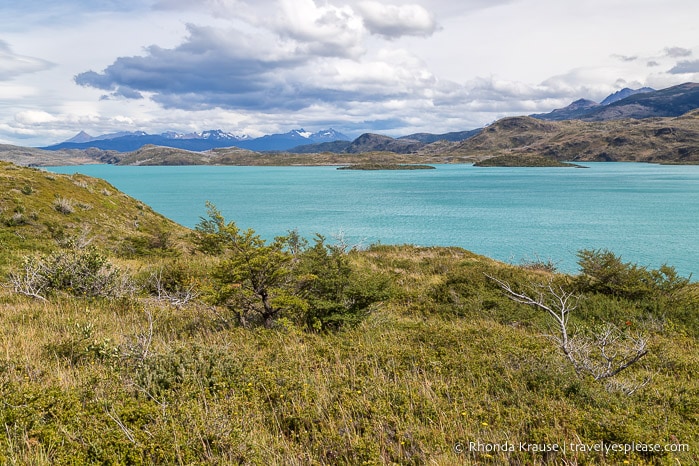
[3,212,27,227]
[296,235,391,330]
[120,229,176,257]
[45,321,119,366]
[196,203,387,330]
[575,249,690,301]
[45,247,128,297]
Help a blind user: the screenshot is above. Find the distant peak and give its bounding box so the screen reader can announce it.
[569,98,599,108]
[600,87,655,106]
[65,130,94,143]
[290,129,312,138]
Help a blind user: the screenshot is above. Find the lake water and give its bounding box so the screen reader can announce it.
[46,163,699,277]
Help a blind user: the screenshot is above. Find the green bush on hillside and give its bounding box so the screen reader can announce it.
[295,235,391,330]
[194,202,388,330]
[575,248,690,300]
[575,248,699,335]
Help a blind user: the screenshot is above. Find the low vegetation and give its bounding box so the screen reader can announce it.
[1,161,698,464]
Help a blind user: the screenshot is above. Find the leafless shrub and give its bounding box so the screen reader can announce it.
[56,226,94,249]
[5,257,49,301]
[148,268,199,308]
[72,179,89,189]
[53,197,74,214]
[8,212,27,226]
[122,308,155,364]
[568,322,648,381]
[519,255,558,273]
[5,246,135,301]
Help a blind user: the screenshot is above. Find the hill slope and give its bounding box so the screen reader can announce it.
[0,145,107,166]
[0,161,189,270]
[442,111,699,163]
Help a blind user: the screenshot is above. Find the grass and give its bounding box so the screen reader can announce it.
[0,162,190,272]
[1,162,698,464]
[1,268,697,465]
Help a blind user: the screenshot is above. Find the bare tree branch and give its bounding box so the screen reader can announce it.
[149,269,199,308]
[486,274,649,387]
[5,257,48,302]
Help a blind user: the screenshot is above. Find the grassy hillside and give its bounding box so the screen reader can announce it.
[1,161,698,464]
[0,161,189,271]
[204,148,471,166]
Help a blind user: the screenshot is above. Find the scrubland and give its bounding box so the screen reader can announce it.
[1,161,698,465]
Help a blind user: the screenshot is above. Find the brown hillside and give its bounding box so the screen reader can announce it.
[443,112,699,163]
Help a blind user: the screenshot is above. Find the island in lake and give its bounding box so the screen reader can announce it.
[337,163,436,170]
[474,154,585,168]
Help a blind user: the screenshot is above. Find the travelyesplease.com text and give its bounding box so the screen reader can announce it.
[454,440,689,455]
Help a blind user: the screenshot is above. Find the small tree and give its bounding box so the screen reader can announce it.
[195,202,303,328]
[195,203,387,330]
[295,235,391,331]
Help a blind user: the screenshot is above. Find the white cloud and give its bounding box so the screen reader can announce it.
[356,2,438,38]
[0,83,38,99]
[274,0,366,58]
[14,110,58,125]
[669,60,699,74]
[2,0,699,147]
[664,47,693,58]
[0,40,53,80]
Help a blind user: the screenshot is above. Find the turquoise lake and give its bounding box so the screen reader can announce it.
[46,163,699,277]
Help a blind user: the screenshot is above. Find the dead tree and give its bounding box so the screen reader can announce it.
[486,274,649,383]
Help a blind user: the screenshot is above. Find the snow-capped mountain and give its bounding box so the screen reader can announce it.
[234,129,351,151]
[44,128,348,152]
[160,130,252,141]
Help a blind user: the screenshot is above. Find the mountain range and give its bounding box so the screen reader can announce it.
[44,128,349,153]
[531,83,698,121]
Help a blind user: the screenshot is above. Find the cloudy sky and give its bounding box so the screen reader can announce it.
[1,0,698,146]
